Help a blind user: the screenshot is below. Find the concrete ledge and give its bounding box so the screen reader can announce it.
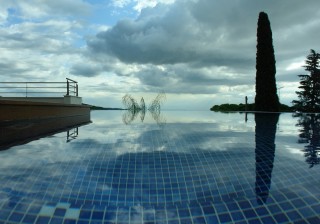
[0,99,90,122]
[0,96,82,105]
[63,95,82,104]
[0,97,64,104]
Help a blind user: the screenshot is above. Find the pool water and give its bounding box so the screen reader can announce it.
[0,111,319,224]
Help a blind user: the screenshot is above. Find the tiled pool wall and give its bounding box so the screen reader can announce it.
[0,111,319,223]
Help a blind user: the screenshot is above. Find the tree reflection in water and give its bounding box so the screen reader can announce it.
[295,113,320,168]
[255,113,279,205]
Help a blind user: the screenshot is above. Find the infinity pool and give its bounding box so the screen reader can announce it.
[0,111,319,223]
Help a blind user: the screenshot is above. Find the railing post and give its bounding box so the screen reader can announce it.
[76,84,78,97]
[66,80,69,96]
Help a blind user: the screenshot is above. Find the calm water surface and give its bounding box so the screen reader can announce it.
[0,111,319,224]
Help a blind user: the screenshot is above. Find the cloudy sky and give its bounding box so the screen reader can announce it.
[1,0,319,110]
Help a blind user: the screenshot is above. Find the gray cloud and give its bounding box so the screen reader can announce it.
[0,2,88,82]
[131,64,253,94]
[88,0,320,68]
[0,20,82,54]
[0,61,30,78]
[84,0,320,106]
[70,64,102,77]
[15,0,92,19]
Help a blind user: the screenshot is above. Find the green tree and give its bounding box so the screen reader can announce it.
[255,12,279,112]
[292,49,320,112]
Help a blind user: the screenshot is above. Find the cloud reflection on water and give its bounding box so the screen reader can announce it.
[0,111,318,222]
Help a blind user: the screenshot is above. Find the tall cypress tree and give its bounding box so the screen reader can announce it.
[255,12,279,112]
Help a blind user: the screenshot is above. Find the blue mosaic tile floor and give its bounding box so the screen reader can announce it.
[0,111,319,223]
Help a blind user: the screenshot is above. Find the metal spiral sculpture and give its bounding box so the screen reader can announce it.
[122,92,166,125]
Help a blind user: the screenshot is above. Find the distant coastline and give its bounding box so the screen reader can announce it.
[210,103,293,112]
[83,104,126,111]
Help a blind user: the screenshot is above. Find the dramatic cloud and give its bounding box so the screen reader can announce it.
[1,0,320,109]
[84,0,320,107]
[131,64,252,94]
[92,0,320,65]
[0,0,97,85]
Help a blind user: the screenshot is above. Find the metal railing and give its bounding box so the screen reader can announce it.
[66,78,78,97]
[0,78,78,97]
[67,127,79,142]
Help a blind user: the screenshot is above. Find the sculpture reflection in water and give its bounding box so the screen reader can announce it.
[255,113,279,204]
[122,92,166,125]
[295,113,320,168]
